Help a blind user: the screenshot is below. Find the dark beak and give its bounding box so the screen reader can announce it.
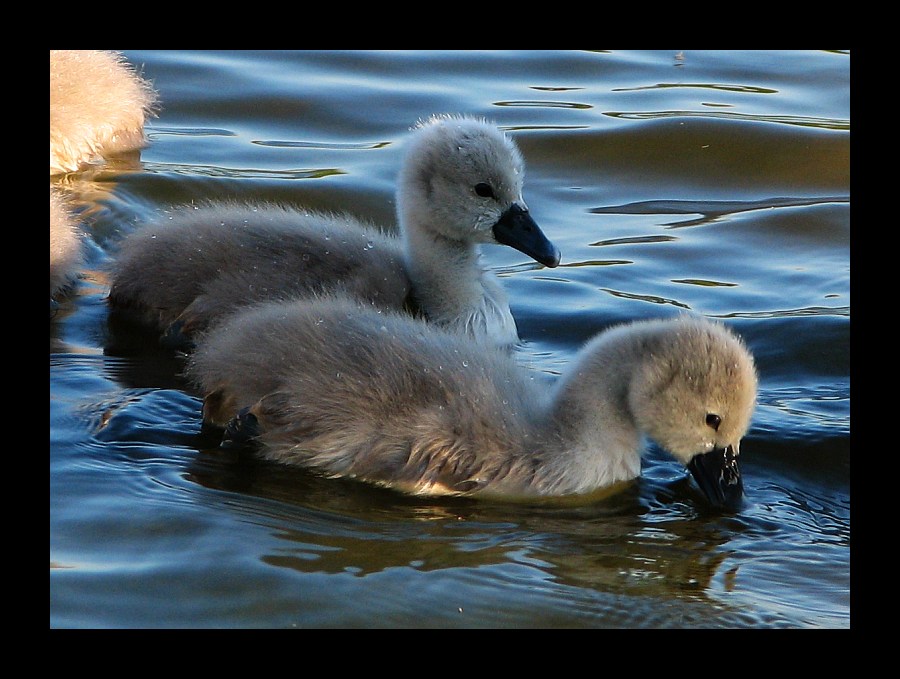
[687,445,743,510]
[492,203,561,268]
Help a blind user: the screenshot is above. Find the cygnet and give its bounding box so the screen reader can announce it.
[49,186,83,309]
[188,296,757,508]
[50,49,158,175]
[107,115,560,348]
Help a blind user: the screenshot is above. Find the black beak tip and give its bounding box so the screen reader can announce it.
[492,204,561,268]
[541,246,562,268]
[687,447,744,511]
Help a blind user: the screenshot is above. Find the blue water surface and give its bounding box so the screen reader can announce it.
[50,50,850,628]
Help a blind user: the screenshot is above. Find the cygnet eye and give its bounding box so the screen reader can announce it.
[705,413,722,431]
[474,182,495,198]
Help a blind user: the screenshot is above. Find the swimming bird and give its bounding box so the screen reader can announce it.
[50,186,83,309]
[50,49,158,175]
[107,115,560,348]
[188,296,758,508]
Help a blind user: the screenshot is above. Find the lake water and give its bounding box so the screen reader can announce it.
[49,50,850,628]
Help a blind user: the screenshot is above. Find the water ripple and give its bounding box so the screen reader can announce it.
[602,289,692,309]
[672,278,737,288]
[726,306,850,320]
[495,100,592,110]
[590,235,678,247]
[149,126,236,138]
[605,109,848,131]
[142,161,345,180]
[253,140,391,151]
[591,196,850,220]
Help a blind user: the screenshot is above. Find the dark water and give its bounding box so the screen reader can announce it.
[49,50,850,628]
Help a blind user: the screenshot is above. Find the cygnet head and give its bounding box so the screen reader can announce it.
[624,317,757,507]
[397,115,560,267]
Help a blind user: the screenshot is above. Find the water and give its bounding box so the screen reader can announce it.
[49,50,850,628]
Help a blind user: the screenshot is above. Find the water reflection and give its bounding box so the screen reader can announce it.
[185,439,740,609]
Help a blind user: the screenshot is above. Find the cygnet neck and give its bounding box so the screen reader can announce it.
[403,224,517,345]
[533,330,653,496]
